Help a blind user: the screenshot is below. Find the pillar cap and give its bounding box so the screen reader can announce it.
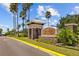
[27,20,44,25]
[65,23,78,26]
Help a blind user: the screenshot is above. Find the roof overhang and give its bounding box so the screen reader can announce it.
[27,21,44,25]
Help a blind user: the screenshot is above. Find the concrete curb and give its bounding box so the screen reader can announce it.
[8,37,65,56]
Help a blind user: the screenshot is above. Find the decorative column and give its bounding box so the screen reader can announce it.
[28,28,31,39]
[28,28,30,38]
[31,28,34,39]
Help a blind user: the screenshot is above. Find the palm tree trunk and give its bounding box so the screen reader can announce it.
[16,4,19,36]
[25,11,27,29]
[28,9,30,21]
[17,13,19,36]
[48,18,49,27]
[13,13,16,35]
[22,19,25,32]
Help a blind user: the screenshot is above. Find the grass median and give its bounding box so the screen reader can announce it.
[10,36,79,56]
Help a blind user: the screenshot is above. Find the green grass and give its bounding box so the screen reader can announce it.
[62,46,79,51]
[13,36,79,56]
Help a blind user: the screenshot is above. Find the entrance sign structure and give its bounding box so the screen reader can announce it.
[27,20,44,39]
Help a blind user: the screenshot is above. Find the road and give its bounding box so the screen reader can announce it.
[0,36,51,56]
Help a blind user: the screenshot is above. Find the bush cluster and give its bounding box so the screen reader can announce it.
[57,28,78,46]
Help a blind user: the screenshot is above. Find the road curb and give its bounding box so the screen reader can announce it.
[7,37,65,56]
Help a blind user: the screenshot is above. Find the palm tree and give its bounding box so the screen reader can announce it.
[7,28,10,35]
[45,11,51,26]
[26,3,33,22]
[22,3,33,22]
[20,10,26,31]
[16,4,19,36]
[7,28,9,32]
[20,3,33,31]
[10,3,18,35]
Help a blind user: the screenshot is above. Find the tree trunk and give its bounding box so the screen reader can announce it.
[25,11,27,30]
[48,18,49,27]
[17,13,19,37]
[28,9,30,21]
[22,19,25,32]
[13,13,16,35]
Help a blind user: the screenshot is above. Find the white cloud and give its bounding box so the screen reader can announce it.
[40,17,47,23]
[74,6,79,14]
[41,17,46,20]
[37,5,60,17]
[47,8,60,17]
[70,11,74,15]
[70,6,79,15]
[0,24,9,28]
[45,5,51,9]
[37,5,45,16]
[1,3,10,12]
[1,3,12,15]
[74,6,79,9]
[0,24,12,33]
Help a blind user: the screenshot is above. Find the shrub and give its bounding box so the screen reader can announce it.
[58,28,78,46]
[19,33,28,37]
[4,31,15,36]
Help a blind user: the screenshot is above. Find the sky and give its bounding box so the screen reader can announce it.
[0,3,79,32]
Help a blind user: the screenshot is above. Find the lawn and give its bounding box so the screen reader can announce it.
[62,46,79,51]
[13,36,79,56]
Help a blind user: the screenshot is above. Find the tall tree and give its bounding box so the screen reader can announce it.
[20,10,26,31]
[19,3,33,31]
[10,3,19,36]
[57,14,79,29]
[10,3,18,35]
[16,4,19,36]
[7,28,9,32]
[22,3,33,22]
[45,11,51,26]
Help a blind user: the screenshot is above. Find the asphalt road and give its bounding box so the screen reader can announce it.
[0,36,51,56]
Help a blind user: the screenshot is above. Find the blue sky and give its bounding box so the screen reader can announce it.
[0,3,79,32]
